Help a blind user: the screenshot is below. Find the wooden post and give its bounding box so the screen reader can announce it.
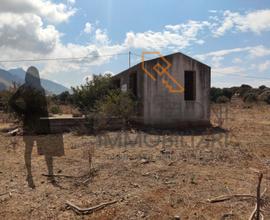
[256,173,263,220]
[128,51,131,68]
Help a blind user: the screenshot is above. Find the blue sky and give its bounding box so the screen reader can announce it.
[1,0,270,88]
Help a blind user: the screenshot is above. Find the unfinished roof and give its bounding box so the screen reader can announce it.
[114,52,210,78]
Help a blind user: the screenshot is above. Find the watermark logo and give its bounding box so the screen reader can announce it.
[141,51,184,93]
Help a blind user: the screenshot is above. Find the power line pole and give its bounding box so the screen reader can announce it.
[128,51,131,68]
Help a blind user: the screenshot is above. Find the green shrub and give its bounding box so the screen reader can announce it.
[222,88,234,100]
[258,89,270,104]
[210,87,223,102]
[210,87,233,102]
[258,87,270,95]
[250,88,260,95]
[50,105,62,114]
[95,90,136,121]
[259,85,267,90]
[216,96,230,103]
[51,91,72,104]
[0,91,13,112]
[238,84,252,97]
[71,74,116,113]
[229,86,240,95]
[243,92,257,103]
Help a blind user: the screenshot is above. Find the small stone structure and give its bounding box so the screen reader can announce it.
[40,115,86,133]
[113,52,211,129]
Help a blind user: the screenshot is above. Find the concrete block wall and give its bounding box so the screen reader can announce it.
[113,52,211,129]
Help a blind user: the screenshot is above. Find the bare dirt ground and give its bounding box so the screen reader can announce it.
[1,99,270,219]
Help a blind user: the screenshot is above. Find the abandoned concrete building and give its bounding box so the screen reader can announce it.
[113,52,211,128]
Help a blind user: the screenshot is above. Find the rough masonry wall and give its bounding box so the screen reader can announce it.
[142,53,210,128]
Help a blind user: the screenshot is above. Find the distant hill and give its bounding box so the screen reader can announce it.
[0,68,70,94]
[8,68,25,80]
[0,68,23,86]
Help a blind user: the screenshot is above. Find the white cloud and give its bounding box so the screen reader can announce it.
[39,42,126,77]
[125,20,209,50]
[212,66,245,75]
[213,11,237,37]
[67,0,76,5]
[211,56,224,68]
[196,39,205,45]
[84,22,93,34]
[196,45,270,79]
[1,4,270,89]
[0,0,121,77]
[0,13,125,77]
[0,0,76,23]
[104,70,114,75]
[165,20,210,34]
[213,9,270,37]
[196,45,270,62]
[258,61,270,72]
[195,45,270,89]
[195,46,252,61]
[248,45,270,57]
[232,57,242,64]
[0,13,60,54]
[0,0,76,67]
[95,29,110,44]
[237,9,270,33]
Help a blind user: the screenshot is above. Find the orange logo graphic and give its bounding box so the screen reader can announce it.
[141,52,184,93]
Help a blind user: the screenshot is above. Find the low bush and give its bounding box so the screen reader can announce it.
[71,74,116,113]
[0,91,15,113]
[222,88,234,100]
[258,89,270,104]
[210,87,224,102]
[95,90,136,121]
[238,84,252,97]
[243,92,257,103]
[259,85,268,90]
[50,105,62,114]
[216,96,230,103]
[210,87,234,102]
[92,90,136,131]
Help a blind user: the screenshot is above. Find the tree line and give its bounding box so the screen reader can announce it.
[210,84,270,104]
[1,75,270,118]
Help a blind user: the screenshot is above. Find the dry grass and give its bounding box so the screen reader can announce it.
[0,100,270,219]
